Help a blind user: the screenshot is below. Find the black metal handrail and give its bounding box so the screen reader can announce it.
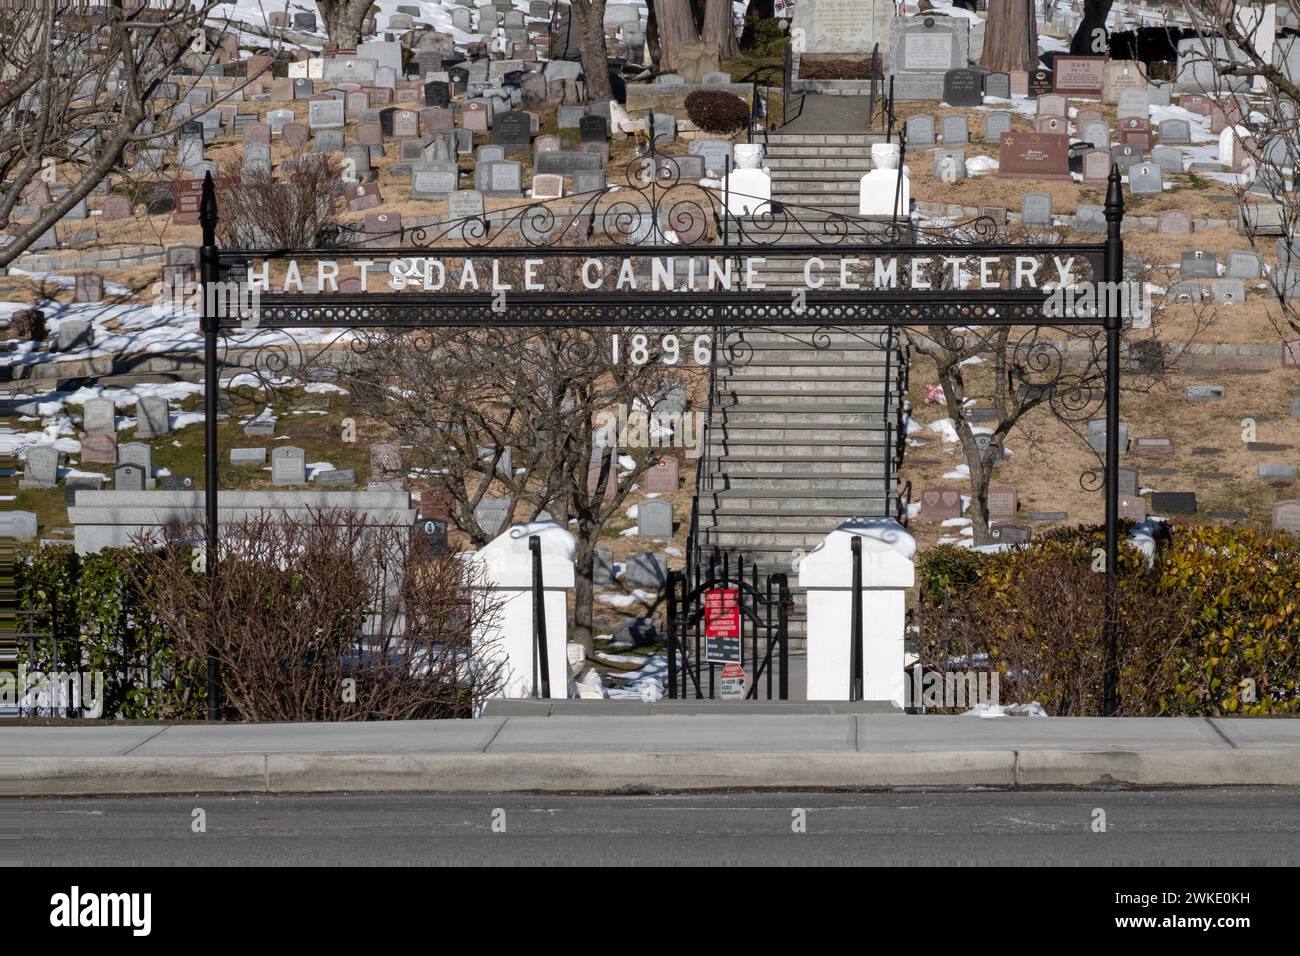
[850,535,863,701]
[528,534,551,699]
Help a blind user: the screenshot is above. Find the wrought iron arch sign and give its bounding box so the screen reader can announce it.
[195,157,1131,717]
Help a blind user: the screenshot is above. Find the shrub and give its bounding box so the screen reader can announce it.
[752,18,790,57]
[914,524,1300,716]
[17,545,206,719]
[215,150,346,248]
[685,90,751,135]
[137,511,505,721]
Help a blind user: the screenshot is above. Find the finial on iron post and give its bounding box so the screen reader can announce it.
[1104,163,1124,222]
[200,170,218,247]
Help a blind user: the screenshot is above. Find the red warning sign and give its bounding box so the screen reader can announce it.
[705,589,741,663]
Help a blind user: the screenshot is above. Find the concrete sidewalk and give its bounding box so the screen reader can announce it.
[7,714,1299,796]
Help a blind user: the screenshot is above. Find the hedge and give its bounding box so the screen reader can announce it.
[914,524,1300,716]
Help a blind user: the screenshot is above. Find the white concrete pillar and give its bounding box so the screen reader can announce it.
[797,518,916,706]
[468,521,574,700]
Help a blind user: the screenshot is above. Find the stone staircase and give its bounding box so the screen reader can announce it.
[764,128,883,220]
[694,119,907,648]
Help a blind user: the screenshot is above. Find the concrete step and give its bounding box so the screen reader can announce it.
[708,441,886,461]
[702,527,891,549]
[764,133,879,146]
[766,178,862,193]
[711,407,884,426]
[705,473,890,491]
[766,156,870,170]
[700,490,892,513]
[711,457,891,476]
[699,510,892,532]
[716,393,888,410]
[707,425,887,443]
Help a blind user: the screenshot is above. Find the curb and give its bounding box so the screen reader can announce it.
[12,748,1300,796]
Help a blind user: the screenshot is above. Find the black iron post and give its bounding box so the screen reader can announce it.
[529,535,551,699]
[199,171,220,721]
[850,536,863,702]
[1102,166,1124,717]
[666,570,680,699]
[776,573,790,701]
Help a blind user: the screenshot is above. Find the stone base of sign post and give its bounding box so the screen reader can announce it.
[468,521,574,702]
[797,518,915,707]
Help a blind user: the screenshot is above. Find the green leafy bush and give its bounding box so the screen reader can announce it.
[17,545,206,719]
[914,524,1300,716]
[685,90,751,135]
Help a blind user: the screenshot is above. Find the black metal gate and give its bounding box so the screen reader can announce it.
[666,550,791,700]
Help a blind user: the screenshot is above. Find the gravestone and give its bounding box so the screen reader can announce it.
[1051,55,1105,96]
[637,500,673,538]
[80,434,117,466]
[1274,500,1300,534]
[318,468,356,487]
[474,499,511,535]
[1157,210,1193,235]
[1128,163,1163,194]
[1119,495,1149,521]
[920,486,962,521]
[135,397,170,438]
[475,160,524,195]
[943,69,982,107]
[272,446,306,485]
[160,475,195,491]
[941,115,969,145]
[56,319,94,352]
[230,447,266,465]
[1118,467,1138,497]
[82,398,116,435]
[493,110,531,148]
[997,133,1070,180]
[1022,192,1052,226]
[1082,149,1111,182]
[905,115,936,147]
[412,161,459,198]
[625,552,668,589]
[1181,250,1217,278]
[646,456,679,492]
[984,72,1010,100]
[987,484,1017,523]
[984,112,1012,144]
[113,464,146,493]
[64,474,104,505]
[1159,118,1191,144]
[370,442,403,486]
[20,445,60,489]
[1151,491,1197,515]
[792,0,897,57]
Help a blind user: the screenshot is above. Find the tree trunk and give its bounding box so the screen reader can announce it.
[1069,0,1113,56]
[979,0,1038,73]
[653,0,700,71]
[703,0,739,60]
[570,0,613,102]
[572,534,597,657]
[316,0,368,48]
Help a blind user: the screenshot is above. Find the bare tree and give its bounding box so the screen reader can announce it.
[1178,0,1300,338]
[0,0,278,269]
[567,0,614,102]
[980,0,1038,73]
[905,243,1208,546]
[341,316,684,653]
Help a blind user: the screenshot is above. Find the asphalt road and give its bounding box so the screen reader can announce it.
[18,788,1300,865]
